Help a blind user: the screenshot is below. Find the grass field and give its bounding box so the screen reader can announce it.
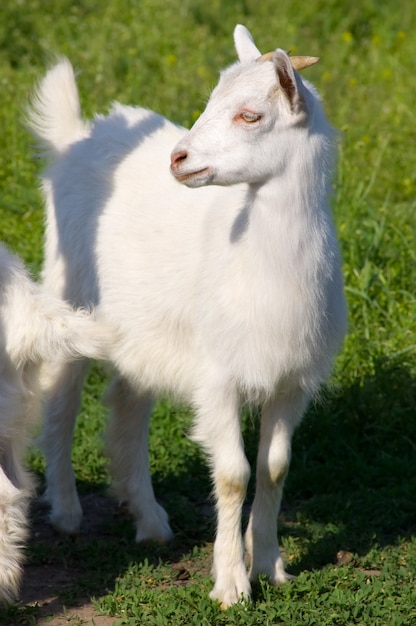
[0,1,415,624]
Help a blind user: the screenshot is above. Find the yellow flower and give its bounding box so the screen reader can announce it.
[342,31,353,44]
[165,54,177,67]
[402,178,415,195]
[197,65,210,79]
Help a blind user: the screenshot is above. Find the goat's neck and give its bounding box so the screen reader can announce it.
[245,162,329,275]
[249,162,326,227]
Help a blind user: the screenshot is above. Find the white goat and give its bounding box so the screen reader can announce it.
[0,244,111,602]
[28,25,346,607]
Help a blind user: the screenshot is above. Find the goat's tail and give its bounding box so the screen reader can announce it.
[27,57,89,155]
[2,245,113,366]
[24,292,113,365]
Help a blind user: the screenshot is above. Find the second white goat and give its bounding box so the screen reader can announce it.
[28,25,347,607]
[0,244,111,603]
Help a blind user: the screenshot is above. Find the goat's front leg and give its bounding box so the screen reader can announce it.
[105,375,173,543]
[193,391,251,608]
[245,389,309,585]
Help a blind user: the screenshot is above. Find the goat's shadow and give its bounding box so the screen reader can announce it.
[18,356,416,609]
[49,108,169,305]
[277,357,416,576]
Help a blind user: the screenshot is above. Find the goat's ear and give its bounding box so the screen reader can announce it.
[234,24,262,62]
[273,49,304,113]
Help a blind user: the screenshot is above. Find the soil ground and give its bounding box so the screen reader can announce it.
[19,494,125,626]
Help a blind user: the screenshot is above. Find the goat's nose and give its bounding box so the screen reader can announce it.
[170,149,188,170]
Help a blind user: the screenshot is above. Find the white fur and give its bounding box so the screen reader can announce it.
[27,25,347,607]
[0,244,112,602]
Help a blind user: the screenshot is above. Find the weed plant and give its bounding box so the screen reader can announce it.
[0,0,415,624]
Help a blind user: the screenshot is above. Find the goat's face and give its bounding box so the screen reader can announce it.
[171,40,310,188]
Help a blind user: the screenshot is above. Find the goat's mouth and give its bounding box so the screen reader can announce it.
[172,166,213,186]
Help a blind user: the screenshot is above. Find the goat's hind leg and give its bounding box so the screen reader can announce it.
[105,375,173,543]
[40,358,90,535]
[245,389,309,585]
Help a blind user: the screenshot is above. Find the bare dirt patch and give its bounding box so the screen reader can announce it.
[12,491,214,625]
[17,493,123,626]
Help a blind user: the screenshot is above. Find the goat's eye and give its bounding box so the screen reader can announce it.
[239,111,262,124]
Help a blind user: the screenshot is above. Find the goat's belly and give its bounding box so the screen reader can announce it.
[104,307,199,398]
[103,298,336,403]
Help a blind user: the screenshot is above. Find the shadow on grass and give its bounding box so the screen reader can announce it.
[281,356,416,574]
[1,357,415,622]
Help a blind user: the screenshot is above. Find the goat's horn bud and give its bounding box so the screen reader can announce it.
[256,51,320,70]
[256,52,274,63]
[290,55,320,70]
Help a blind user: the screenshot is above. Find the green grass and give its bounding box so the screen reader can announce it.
[0,0,415,624]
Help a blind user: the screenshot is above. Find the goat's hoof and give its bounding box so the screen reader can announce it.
[209,576,251,609]
[279,571,296,583]
[134,504,174,544]
[135,525,174,544]
[245,529,295,586]
[249,562,295,585]
[49,511,82,536]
